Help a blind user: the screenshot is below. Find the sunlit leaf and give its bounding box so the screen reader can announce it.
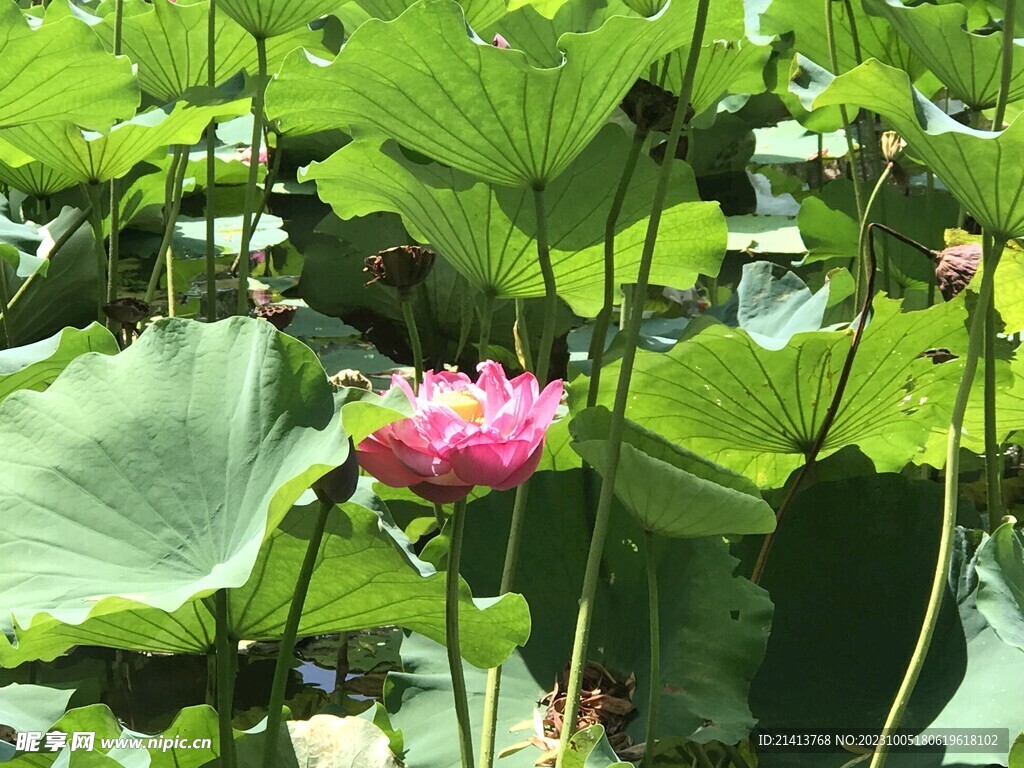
[977,520,1024,653]
[218,0,341,38]
[0,324,119,403]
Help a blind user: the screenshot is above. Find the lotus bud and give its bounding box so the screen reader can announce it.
[251,303,297,331]
[329,369,373,391]
[881,131,906,163]
[364,245,436,295]
[492,34,509,48]
[620,78,679,134]
[312,440,360,507]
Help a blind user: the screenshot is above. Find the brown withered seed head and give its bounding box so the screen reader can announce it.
[251,303,298,331]
[103,297,151,326]
[364,245,436,293]
[620,79,681,134]
[934,242,981,300]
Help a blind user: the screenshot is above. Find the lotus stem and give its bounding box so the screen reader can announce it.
[588,127,647,408]
[209,589,237,768]
[477,291,495,361]
[984,269,1003,529]
[856,162,892,305]
[236,36,268,316]
[750,223,879,584]
[514,298,533,371]
[399,290,425,387]
[555,2,711,762]
[478,481,531,768]
[870,238,1004,768]
[825,0,865,221]
[145,146,189,307]
[642,531,660,768]
[205,0,218,322]
[0,207,91,327]
[994,0,1018,129]
[81,183,109,324]
[532,186,558,387]
[252,129,281,232]
[0,262,10,348]
[261,498,333,768]
[106,0,124,318]
[445,497,475,768]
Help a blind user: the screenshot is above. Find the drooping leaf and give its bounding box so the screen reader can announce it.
[863,0,1024,110]
[106,0,330,103]
[0,318,347,634]
[666,38,770,116]
[342,0,506,34]
[569,406,776,537]
[0,483,529,670]
[266,0,704,186]
[796,56,1024,238]
[976,520,1024,653]
[274,715,403,768]
[303,127,726,316]
[0,324,119,403]
[594,297,968,487]
[0,6,139,130]
[218,0,341,38]
[0,683,74,735]
[0,100,251,185]
[0,147,76,197]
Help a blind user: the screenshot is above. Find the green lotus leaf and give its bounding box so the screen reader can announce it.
[303,126,726,316]
[863,0,1024,110]
[0,147,76,197]
[0,683,74,735]
[0,482,529,670]
[1012,733,1024,768]
[339,386,414,444]
[106,0,330,103]
[341,0,506,35]
[218,0,341,38]
[666,38,770,116]
[759,0,926,82]
[266,0,705,186]
[0,100,250,185]
[797,56,1024,238]
[0,324,119,403]
[570,406,776,537]
[172,213,288,256]
[250,714,404,768]
[0,317,347,635]
[594,297,968,488]
[0,4,139,130]
[977,521,1024,652]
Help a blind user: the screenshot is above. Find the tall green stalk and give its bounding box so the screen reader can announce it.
[82,183,108,323]
[588,128,647,408]
[555,2,711,763]
[236,37,268,316]
[477,291,495,361]
[825,0,865,221]
[445,498,475,768]
[145,147,189,305]
[205,0,218,322]
[994,0,1018,130]
[209,589,237,768]
[399,291,424,387]
[514,299,533,371]
[855,162,892,304]
[641,531,660,768]
[0,262,10,348]
[106,0,124,319]
[260,499,333,768]
[532,187,558,387]
[870,238,1003,768]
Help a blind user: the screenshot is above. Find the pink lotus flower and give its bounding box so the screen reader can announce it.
[241,146,269,166]
[357,362,563,503]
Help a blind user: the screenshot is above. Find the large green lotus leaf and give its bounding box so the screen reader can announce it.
[218,0,340,38]
[106,0,330,103]
[0,317,347,634]
[0,683,74,735]
[173,213,289,256]
[0,324,119,403]
[341,0,506,36]
[666,38,770,116]
[0,100,250,185]
[798,56,1024,238]
[0,483,529,670]
[595,297,968,488]
[0,151,76,197]
[570,406,776,537]
[863,0,1024,110]
[759,0,926,82]
[239,714,404,768]
[976,521,1024,652]
[0,4,139,130]
[389,473,771,765]
[1012,734,1024,768]
[266,0,704,186]
[304,127,726,316]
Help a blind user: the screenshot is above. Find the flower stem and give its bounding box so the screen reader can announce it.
[477,291,495,361]
[825,0,865,221]
[514,299,533,371]
[399,290,424,387]
[855,162,892,305]
[209,589,237,768]
[106,0,124,320]
[984,238,1004,529]
[82,183,108,324]
[261,498,332,768]
[445,498,475,768]
[642,530,660,768]
[588,128,647,408]
[994,0,1018,130]
[555,1,711,762]
[236,36,268,317]
[0,261,11,348]
[478,481,531,768]
[532,187,558,387]
[205,0,218,322]
[145,146,189,307]
[869,237,1004,768]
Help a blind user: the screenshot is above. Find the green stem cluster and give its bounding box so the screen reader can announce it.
[555,2,712,763]
[236,37,269,316]
[824,0,865,220]
[205,0,218,322]
[145,147,189,308]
